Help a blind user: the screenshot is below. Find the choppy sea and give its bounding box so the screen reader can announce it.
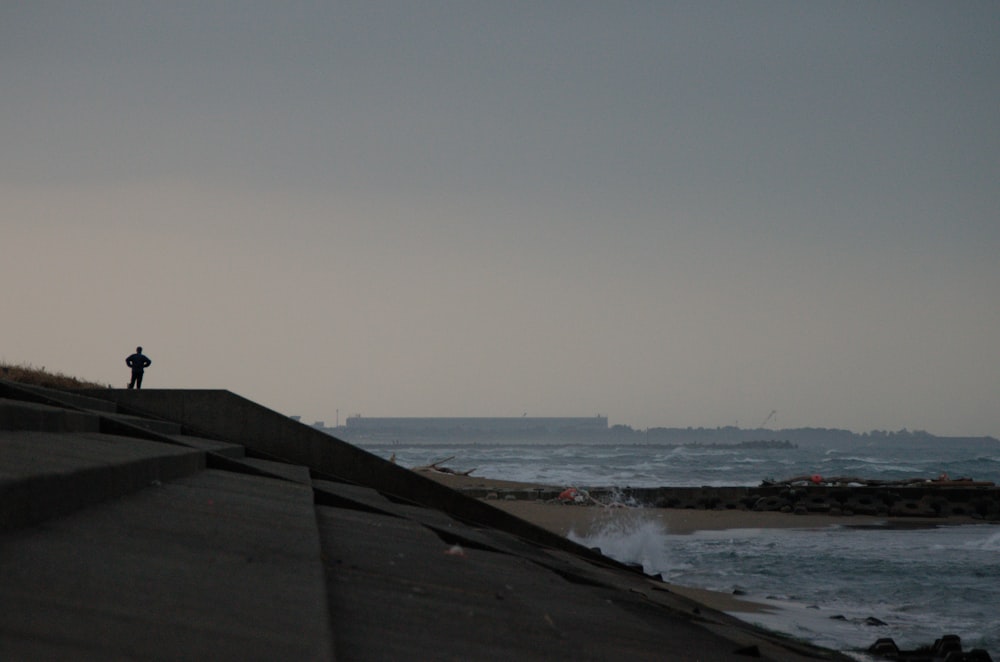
[356,438,1000,656]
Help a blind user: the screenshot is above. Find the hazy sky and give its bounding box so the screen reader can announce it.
[4,2,998,436]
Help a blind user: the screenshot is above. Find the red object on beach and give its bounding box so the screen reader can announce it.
[559,488,579,502]
[810,474,823,484]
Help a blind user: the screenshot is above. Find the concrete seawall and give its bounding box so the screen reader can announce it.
[6,381,984,660]
[78,388,620,562]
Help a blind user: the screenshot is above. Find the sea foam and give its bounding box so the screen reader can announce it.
[567,517,676,578]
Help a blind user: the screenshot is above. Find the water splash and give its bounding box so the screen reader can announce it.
[567,515,674,577]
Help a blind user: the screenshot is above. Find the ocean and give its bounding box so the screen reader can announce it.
[355,438,1000,656]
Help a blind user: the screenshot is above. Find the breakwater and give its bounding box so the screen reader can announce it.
[463,484,1000,520]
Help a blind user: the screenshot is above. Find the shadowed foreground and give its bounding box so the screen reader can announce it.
[0,380,852,660]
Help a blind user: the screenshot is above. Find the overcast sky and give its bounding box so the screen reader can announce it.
[3,2,998,436]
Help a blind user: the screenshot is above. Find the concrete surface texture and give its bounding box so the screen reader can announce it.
[0,379,852,661]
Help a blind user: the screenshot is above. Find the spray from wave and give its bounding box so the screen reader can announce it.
[567,516,675,577]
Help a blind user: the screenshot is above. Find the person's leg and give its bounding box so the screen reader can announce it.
[135,372,143,390]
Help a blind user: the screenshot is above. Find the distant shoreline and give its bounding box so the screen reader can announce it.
[415,468,994,535]
[332,423,1000,447]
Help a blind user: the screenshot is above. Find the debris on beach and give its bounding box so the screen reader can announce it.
[554,487,631,509]
[558,487,588,504]
[554,485,638,509]
[412,456,477,476]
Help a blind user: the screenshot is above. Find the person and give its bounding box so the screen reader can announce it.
[126,346,152,390]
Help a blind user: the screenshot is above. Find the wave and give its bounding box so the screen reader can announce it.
[567,517,676,577]
[965,531,1000,552]
[820,456,926,474]
[368,440,1000,489]
[820,455,922,467]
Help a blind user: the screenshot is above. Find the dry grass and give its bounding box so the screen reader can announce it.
[0,362,107,390]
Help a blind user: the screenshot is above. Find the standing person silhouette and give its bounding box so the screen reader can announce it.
[126,346,152,390]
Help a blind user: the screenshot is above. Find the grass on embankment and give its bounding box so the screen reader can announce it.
[0,361,107,390]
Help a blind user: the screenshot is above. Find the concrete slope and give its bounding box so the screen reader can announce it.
[0,383,857,661]
[0,430,205,531]
[0,398,101,433]
[82,389,629,565]
[313,480,841,661]
[0,468,333,661]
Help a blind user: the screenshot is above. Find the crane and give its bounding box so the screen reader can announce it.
[760,410,777,429]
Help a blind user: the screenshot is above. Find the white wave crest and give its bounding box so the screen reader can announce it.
[568,517,674,577]
[966,530,1000,551]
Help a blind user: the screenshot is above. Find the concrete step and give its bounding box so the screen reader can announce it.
[0,398,101,433]
[0,430,205,531]
[169,434,246,458]
[0,379,119,413]
[0,468,334,661]
[238,458,313,485]
[105,412,184,435]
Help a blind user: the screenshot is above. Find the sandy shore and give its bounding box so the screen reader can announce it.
[417,468,977,536]
[482,499,899,536]
[417,468,986,616]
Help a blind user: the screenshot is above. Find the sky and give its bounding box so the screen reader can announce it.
[3,2,998,436]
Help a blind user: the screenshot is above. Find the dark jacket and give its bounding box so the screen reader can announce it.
[126,353,151,372]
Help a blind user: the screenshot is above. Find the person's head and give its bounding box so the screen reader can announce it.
[136,346,142,353]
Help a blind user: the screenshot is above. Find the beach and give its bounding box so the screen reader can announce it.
[417,468,988,619]
[416,467,979,536]
[376,443,1000,654]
